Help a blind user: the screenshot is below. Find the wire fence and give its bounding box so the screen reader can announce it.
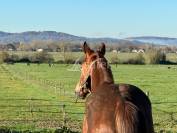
[0,64,85,132]
[0,99,84,132]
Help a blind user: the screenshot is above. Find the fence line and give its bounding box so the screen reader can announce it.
[0,65,84,132]
[2,65,66,95]
[0,99,84,132]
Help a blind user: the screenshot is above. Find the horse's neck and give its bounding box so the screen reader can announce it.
[91,66,114,92]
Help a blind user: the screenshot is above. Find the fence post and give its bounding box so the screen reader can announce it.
[62,104,66,127]
[59,83,61,96]
[29,98,33,119]
[146,91,149,97]
[63,87,65,96]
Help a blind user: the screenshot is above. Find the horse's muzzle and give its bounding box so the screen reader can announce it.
[75,91,86,99]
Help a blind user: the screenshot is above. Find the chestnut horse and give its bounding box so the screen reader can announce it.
[75,42,154,133]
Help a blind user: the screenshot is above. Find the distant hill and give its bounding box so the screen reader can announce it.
[126,36,177,46]
[0,31,177,46]
[0,31,141,45]
[0,31,86,44]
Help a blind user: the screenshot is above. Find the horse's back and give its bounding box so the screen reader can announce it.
[85,83,154,133]
[85,83,119,133]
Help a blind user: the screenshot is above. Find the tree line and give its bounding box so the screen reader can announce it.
[0,41,177,64]
[0,40,177,53]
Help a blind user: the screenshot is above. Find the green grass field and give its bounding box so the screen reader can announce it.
[0,63,177,132]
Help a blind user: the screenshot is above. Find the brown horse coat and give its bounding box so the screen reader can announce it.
[83,83,153,133]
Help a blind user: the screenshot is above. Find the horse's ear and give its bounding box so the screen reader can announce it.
[98,43,106,55]
[83,41,92,54]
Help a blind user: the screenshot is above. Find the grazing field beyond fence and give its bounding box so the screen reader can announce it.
[0,63,177,132]
[2,51,177,64]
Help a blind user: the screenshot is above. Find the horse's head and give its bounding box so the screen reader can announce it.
[75,41,108,99]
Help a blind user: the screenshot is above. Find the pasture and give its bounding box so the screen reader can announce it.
[0,63,177,132]
[8,51,177,63]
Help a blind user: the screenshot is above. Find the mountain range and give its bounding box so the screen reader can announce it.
[0,31,177,46]
[0,31,140,46]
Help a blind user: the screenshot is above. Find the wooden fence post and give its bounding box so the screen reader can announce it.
[62,104,66,127]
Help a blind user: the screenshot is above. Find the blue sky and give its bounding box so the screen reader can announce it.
[0,0,177,38]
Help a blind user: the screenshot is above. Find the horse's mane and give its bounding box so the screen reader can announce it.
[97,58,114,84]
